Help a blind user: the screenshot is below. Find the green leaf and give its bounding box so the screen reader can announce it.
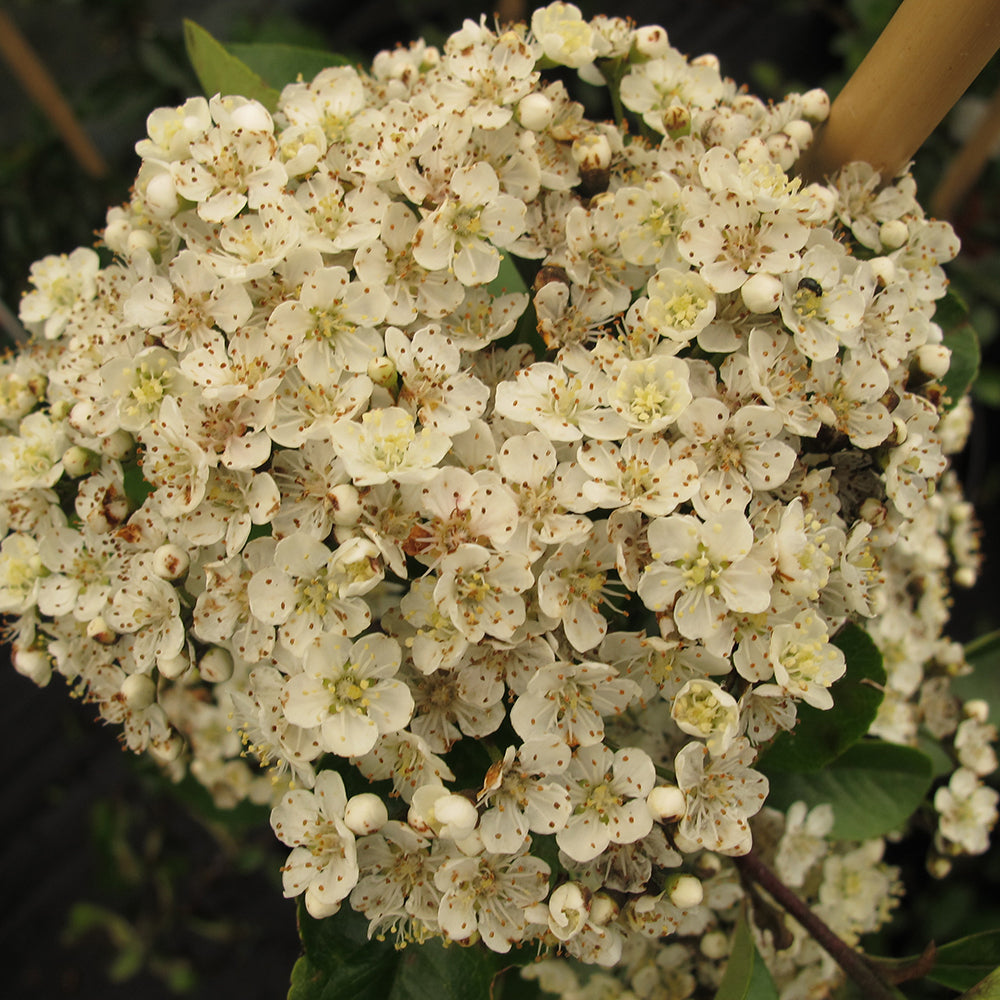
[759,624,885,773]
[183,20,280,111]
[952,631,1000,724]
[765,740,933,840]
[292,904,526,1000]
[927,932,1000,992]
[226,42,351,90]
[936,289,982,409]
[714,905,779,1000]
[958,966,1000,999]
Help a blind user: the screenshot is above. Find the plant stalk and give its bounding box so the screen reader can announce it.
[734,849,900,1000]
[799,0,1000,183]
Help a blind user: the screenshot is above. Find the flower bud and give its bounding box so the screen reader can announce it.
[62,445,101,478]
[647,784,687,822]
[121,672,156,710]
[517,92,554,131]
[158,651,190,679]
[435,793,479,840]
[13,646,51,686]
[766,132,799,171]
[127,230,159,255]
[632,25,670,58]
[801,88,831,122]
[859,497,888,527]
[149,732,184,762]
[691,53,720,71]
[700,928,729,959]
[344,793,389,835]
[915,344,952,380]
[880,219,910,250]
[589,892,618,926]
[784,119,813,150]
[367,356,397,391]
[305,896,342,919]
[667,873,704,909]
[548,882,588,940]
[868,256,896,286]
[87,615,117,644]
[330,483,363,526]
[101,430,135,460]
[964,699,991,723]
[199,646,234,684]
[741,272,783,313]
[152,543,189,580]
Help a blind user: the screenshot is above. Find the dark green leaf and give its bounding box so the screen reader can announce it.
[759,624,885,773]
[952,631,1000,724]
[292,903,527,1000]
[714,905,780,1000]
[958,966,1000,999]
[928,932,1000,992]
[765,740,933,840]
[226,42,351,90]
[183,20,280,111]
[936,289,982,410]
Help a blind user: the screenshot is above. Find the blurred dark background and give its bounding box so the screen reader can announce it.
[2,1,999,997]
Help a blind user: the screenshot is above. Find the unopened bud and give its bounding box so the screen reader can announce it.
[801,88,830,122]
[691,53,720,71]
[869,256,896,287]
[434,793,478,840]
[633,25,670,58]
[367,356,397,390]
[859,497,888,527]
[87,615,117,644]
[784,119,813,150]
[158,651,190,679]
[13,647,51,686]
[916,344,952,380]
[101,430,134,460]
[589,893,618,926]
[647,784,687,822]
[766,132,799,171]
[199,646,234,684]
[330,483,363,526]
[344,793,389,835]
[741,272,783,313]
[700,928,729,958]
[964,699,991,723]
[149,732,184,762]
[517,92,554,131]
[62,446,101,478]
[668,873,704,909]
[121,672,156,710]
[880,219,910,250]
[152,543,189,580]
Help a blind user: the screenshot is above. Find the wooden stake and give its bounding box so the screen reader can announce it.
[799,0,1000,183]
[931,81,1000,218]
[0,10,108,178]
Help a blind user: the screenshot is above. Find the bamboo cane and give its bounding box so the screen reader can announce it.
[799,0,1000,184]
[0,10,108,178]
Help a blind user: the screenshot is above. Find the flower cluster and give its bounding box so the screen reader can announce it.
[2,2,994,994]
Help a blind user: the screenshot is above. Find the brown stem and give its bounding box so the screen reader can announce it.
[799,0,1000,183]
[734,850,899,1000]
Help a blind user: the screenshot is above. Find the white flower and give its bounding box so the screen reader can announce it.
[511,661,639,747]
[770,611,846,710]
[19,247,100,339]
[532,3,597,68]
[670,679,740,754]
[412,162,526,285]
[435,849,550,952]
[612,355,693,433]
[775,801,834,888]
[638,511,772,656]
[478,740,572,853]
[331,407,450,487]
[674,738,768,855]
[557,744,655,862]
[270,771,359,918]
[281,633,412,757]
[0,533,45,613]
[935,768,999,855]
